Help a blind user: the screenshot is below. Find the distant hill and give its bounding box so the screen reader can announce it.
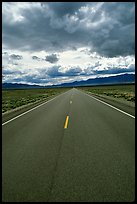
[2,74,135,89]
[56,73,135,87]
[2,83,44,89]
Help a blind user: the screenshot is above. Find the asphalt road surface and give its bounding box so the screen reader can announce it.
[2,88,135,202]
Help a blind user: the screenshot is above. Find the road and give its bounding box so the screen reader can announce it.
[2,88,135,202]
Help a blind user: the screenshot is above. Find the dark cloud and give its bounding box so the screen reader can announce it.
[87,3,135,57]
[46,66,82,78]
[20,74,50,84]
[92,67,135,75]
[2,68,22,75]
[27,66,135,84]
[10,54,23,60]
[32,56,41,61]
[2,2,135,57]
[12,74,65,85]
[30,66,82,79]
[3,63,135,85]
[46,66,63,77]
[2,52,8,55]
[83,66,135,76]
[32,54,59,63]
[102,2,135,26]
[65,67,82,76]
[42,2,87,17]
[45,54,59,63]
[71,46,77,51]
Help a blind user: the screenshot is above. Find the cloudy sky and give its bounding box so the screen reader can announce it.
[2,2,135,85]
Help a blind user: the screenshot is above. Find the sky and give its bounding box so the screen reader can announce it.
[2,2,135,86]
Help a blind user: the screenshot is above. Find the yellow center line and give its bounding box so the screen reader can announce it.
[64,116,69,129]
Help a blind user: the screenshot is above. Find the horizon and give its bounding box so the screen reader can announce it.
[2,2,135,86]
[2,73,135,88]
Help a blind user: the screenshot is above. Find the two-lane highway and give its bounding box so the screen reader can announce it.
[2,88,135,202]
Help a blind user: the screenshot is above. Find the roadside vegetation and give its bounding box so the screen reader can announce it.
[2,88,69,113]
[79,84,135,103]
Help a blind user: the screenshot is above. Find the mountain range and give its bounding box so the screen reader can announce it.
[2,73,135,89]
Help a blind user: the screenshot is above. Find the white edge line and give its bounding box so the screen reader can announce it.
[2,90,70,126]
[80,90,135,119]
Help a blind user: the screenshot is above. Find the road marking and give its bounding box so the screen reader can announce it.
[85,92,135,119]
[70,101,72,104]
[2,90,70,126]
[64,116,69,129]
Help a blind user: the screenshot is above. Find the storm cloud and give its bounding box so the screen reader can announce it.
[32,56,41,61]
[32,54,59,63]
[2,2,135,57]
[2,2,135,85]
[10,54,23,60]
[45,54,59,63]
[83,66,135,76]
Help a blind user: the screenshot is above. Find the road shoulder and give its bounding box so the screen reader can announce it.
[79,89,135,117]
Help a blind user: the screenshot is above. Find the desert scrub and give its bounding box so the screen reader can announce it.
[80,84,135,103]
[2,87,69,113]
